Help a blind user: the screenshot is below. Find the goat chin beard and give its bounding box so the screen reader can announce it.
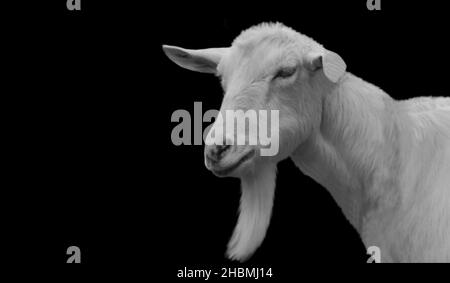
[226,162,277,262]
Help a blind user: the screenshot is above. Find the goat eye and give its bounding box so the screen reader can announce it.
[274,66,297,79]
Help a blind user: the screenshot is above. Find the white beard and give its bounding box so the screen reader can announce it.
[226,162,277,261]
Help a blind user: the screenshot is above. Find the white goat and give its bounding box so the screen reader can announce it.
[163,23,450,262]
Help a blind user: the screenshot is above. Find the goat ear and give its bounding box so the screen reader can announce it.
[162,45,228,74]
[306,50,346,83]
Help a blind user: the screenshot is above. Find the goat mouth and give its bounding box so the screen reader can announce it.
[212,150,256,177]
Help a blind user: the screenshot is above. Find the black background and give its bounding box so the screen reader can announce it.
[5,0,449,279]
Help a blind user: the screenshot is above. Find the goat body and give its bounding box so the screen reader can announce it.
[293,73,450,262]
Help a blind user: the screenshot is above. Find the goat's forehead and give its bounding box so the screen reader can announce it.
[218,25,320,79]
[218,38,301,80]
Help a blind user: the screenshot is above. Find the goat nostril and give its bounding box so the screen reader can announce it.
[217,144,231,156]
[209,144,231,161]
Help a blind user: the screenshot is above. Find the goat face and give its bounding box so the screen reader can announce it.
[163,24,346,178]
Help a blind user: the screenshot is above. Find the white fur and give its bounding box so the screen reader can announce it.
[293,73,450,262]
[227,162,277,260]
[164,22,450,262]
